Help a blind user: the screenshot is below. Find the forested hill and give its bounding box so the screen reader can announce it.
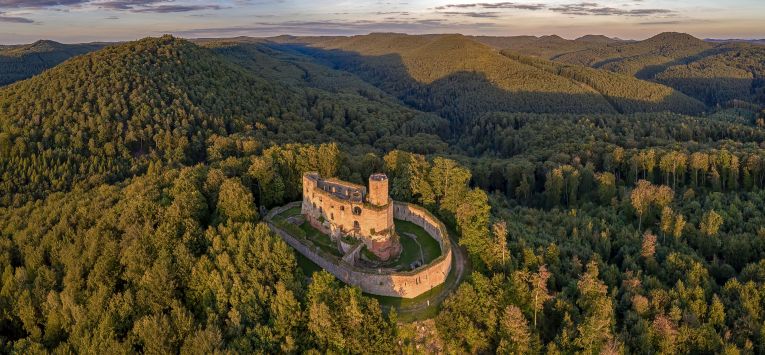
[0,40,105,86]
[553,32,713,73]
[0,35,451,206]
[470,34,624,59]
[2,32,765,354]
[270,33,704,126]
[474,32,765,107]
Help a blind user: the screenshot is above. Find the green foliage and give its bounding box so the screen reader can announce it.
[306,271,397,354]
[2,33,765,354]
[215,177,257,223]
[0,40,103,86]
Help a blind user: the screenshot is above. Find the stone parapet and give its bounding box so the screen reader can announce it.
[267,201,452,298]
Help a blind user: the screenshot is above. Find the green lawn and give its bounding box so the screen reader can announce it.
[277,206,302,219]
[279,211,456,322]
[296,253,322,278]
[300,221,342,257]
[394,219,442,265]
[368,253,460,322]
[357,219,442,271]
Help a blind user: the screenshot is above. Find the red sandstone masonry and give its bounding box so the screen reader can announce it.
[267,201,452,298]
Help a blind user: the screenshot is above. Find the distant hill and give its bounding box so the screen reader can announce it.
[0,35,287,203]
[0,35,454,205]
[575,35,622,44]
[553,32,714,76]
[492,32,764,106]
[0,40,105,86]
[269,33,704,127]
[284,32,620,126]
[470,34,624,59]
[653,44,765,105]
[501,52,705,114]
[706,38,765,46]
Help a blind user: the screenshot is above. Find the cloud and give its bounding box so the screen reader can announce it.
[0,0,86,8]
[549,2,673,17]
[638,20,681,25]
[0,11,34,22]
[172,18,499,37]
[436,2,546,11]
[435,2,674,18]
[130,4,222,13]
[96,1,221,12]
[0,0,223,13]
[441,11,500,18]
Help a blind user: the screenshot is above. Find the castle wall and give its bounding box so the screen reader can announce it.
[268,201,452,299]
[302,173,397,259]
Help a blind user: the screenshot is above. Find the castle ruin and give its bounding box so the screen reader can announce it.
[301,172,402,261]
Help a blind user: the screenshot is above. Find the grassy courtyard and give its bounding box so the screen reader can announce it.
[276,205,302,219]
[274,205,457,322]
[394,219,442,267]
[299,221,342,257]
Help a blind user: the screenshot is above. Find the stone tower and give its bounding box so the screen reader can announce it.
[368,173,389,206]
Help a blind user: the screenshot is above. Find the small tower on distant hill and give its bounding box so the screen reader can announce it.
[368,173,389,206]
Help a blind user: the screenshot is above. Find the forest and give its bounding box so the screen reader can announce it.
[1,33,765,353]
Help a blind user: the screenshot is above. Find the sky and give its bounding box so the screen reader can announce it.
[0,0,763,44]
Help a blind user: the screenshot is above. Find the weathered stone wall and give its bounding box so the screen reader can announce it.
[302,173,398,259]
[267,201,452,298]
[302,174,393,238]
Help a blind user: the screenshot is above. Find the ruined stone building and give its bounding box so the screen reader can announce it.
[301,172,402,261]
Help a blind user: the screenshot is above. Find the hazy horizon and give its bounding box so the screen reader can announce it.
[1,0,764,45]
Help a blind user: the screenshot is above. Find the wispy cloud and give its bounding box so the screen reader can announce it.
[0,0,87,8]
[0,0,224,13]
[441,11,501,18]
[130,4,222,13]
[638,20,681,25]
[0,11,34,23]
[434,2,674,18]
[96,1,222,13]
[549,2,674,17]
[172,18,500,37]
[436,2,546,11]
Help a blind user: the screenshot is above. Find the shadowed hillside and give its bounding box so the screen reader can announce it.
[652,44,765,106]
[0,40,105,86]
[553,32,714,75]
[501,52,706,114]
[271,33,704,124]
[471,34,624,59]
[0,35,452,205]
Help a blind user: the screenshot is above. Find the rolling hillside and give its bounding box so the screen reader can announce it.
[471,34,624,59]
[0,40,105,86]
[653,44,765,106]
[0,35,450,205]
[553,32,714,76]
[279,33,618,128]
[272,33,704,123]
[502,52,706,114]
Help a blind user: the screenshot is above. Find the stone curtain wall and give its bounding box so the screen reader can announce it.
[267,201,452,298]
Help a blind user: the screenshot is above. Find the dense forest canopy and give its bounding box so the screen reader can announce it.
[0,40,105,86]
[1,33,765,353]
